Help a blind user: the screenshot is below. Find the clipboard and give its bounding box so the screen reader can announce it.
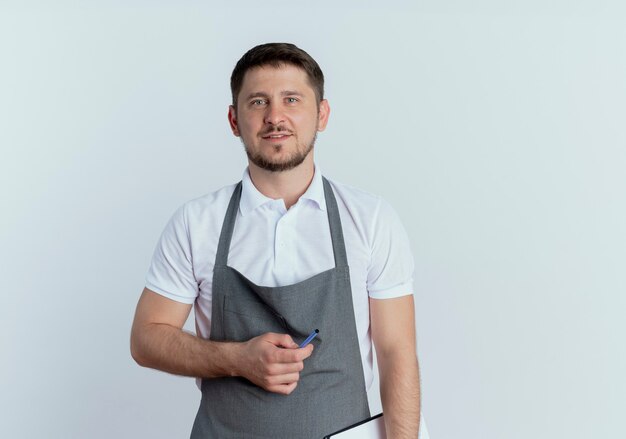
[323,413,386,438]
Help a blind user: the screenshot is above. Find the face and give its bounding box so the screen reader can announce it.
[228,64,330,172]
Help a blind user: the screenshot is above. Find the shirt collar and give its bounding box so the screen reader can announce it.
[239,166,326,216]
[300,165,326,212]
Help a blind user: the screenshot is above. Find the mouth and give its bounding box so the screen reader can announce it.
[261,133,292,142]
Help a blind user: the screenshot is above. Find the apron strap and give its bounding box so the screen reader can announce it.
[322,177,349,269]
[214,181,242,268]
[215,177,348,269]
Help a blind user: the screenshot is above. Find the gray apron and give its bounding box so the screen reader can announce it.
[190,177,370,438]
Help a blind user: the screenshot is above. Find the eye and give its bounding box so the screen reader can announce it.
[286,97,299,103]
[251,99,266,106]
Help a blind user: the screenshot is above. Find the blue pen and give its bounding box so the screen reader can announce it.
[299,329,319,348]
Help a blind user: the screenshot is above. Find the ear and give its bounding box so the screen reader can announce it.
[228,105,240,137]
[317,99,331,132]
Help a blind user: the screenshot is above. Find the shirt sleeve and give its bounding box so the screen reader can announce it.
[145,204,198,304]
[367,198,415,299]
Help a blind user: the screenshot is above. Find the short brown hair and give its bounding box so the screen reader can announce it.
[230,42,324,110]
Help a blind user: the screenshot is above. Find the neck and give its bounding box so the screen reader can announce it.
[247,155,315,209]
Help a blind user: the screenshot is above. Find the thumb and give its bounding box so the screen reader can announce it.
[263,332,297,349]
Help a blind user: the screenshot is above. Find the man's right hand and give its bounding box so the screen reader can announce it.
[131,289,314,395]
[234,332,314,395]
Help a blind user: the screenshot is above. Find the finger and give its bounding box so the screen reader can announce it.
[270,348,297,364]
[272,346,312,363]
[268,381,298,396]
[266,372,300,386]
[266,361,304,376]
[299,344,314,360]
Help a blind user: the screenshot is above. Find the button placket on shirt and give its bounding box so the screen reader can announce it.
[273,200,297,283]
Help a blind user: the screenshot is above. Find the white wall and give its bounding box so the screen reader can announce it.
[1,1,624,438]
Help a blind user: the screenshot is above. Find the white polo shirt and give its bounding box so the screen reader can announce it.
[145,166,414,396]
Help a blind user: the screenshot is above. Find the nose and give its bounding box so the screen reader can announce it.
[263,102,285,126]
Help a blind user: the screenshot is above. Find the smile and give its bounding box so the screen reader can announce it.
[262,134,292,141]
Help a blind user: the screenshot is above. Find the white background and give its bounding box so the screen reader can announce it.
[1,1,625,438]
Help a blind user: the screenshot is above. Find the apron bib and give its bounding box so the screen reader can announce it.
[190,177,370,438]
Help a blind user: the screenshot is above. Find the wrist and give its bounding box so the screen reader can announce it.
[221,341,245,378]
[198,339,244,378]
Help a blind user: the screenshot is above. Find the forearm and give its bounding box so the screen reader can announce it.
[131,322,240,378]
[379,353,420,438]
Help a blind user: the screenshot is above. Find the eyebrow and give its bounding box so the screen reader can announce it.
[244,90,304,100]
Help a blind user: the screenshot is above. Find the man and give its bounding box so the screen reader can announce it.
[131,42,420,438]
